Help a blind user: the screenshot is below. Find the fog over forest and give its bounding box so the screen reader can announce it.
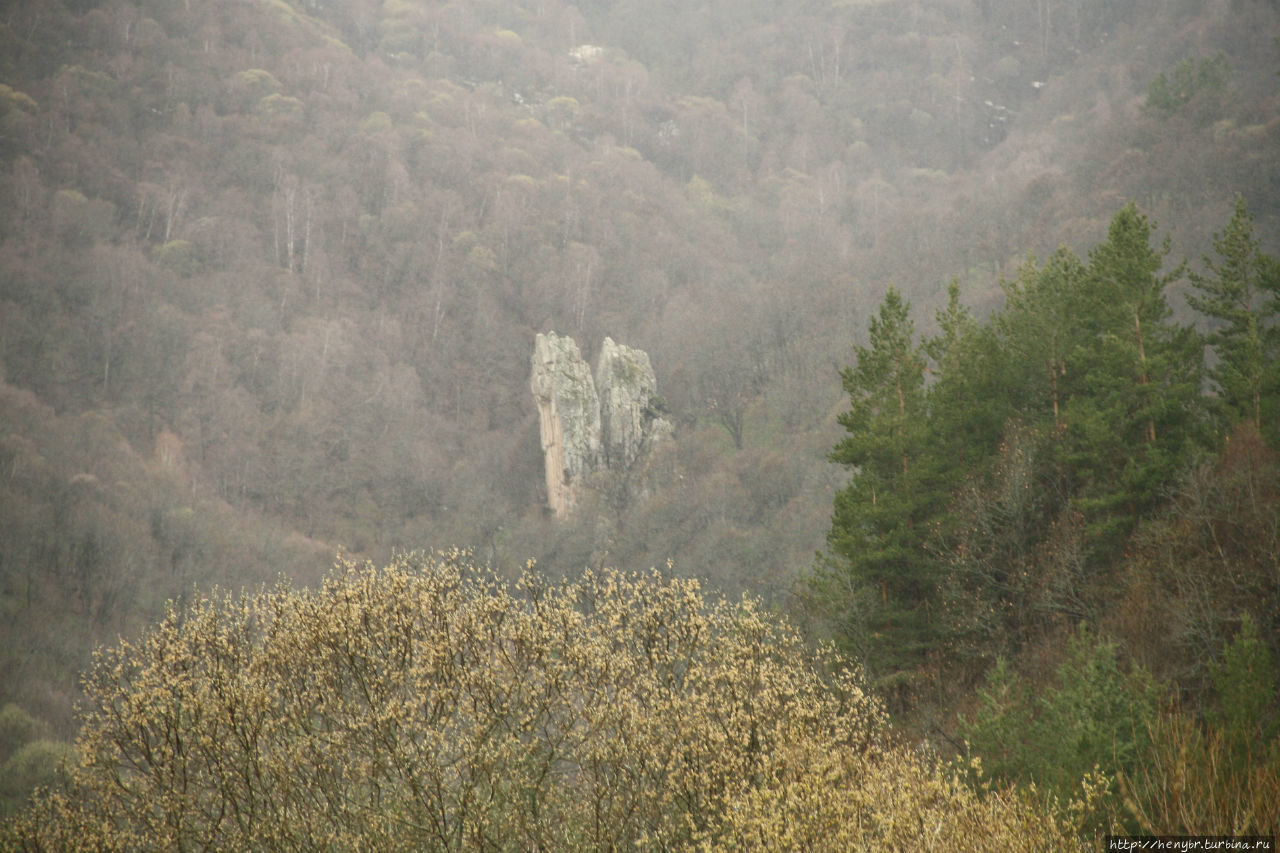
[2,0,1279,842]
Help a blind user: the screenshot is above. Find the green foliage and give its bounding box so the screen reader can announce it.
[1120,620,1280,835]
[1035,632,1162,797]
[0,704,71,818]
[0,741,72,817]
[0,705,39,758]
[923,279,997,466]
[829,288,926,492]
[961,630,1161,816]
[991,249,1088,426]
[1188,195,1280,438]
[818,204,1216,696]
[816,288,948,689]
[1208,612,1279,761]
[1145,54,1232,119]
[1066,203,1207,549]
[966,605,1280,835]
[958,657,1034,782]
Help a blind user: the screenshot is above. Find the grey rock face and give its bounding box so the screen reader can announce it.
[531,332,671,517]
[531,332,601,518]
[596,337,666,469]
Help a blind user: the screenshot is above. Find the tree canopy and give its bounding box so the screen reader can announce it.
[814,201,1273,699]
[2,553,1088,851]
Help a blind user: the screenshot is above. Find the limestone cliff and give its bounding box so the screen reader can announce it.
[531,332,671,518]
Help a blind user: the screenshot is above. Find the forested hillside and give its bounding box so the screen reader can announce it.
[2,0,1280,835]
[810,197,1280,822]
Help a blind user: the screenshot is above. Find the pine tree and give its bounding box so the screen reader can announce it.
[925,279,1001,467]
[1066,203,1206,544]
[1188,195,1280,440]
[994,247,1089,428]
[816,288,944,689]
[1208,611,1279,764]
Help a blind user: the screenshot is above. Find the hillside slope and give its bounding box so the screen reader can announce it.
[1,0,1277,744]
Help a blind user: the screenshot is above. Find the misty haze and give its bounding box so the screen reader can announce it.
[2,0,1279,846]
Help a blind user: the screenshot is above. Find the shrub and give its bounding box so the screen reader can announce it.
[1208,612,1278,761]
[0,740,72,817]
[1120,615,1280,835]
[3,552,1084,850]
[959,629,1162,836]
[1120,710,1280,835]
[0,704,40,759]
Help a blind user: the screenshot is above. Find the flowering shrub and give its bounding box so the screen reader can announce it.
[3,552,1084,850]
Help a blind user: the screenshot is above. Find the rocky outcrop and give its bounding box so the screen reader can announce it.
[531,332,601,518]
[595,337,672,469]
[531,332,672,518]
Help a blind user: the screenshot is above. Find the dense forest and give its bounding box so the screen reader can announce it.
[2,0,1280,843]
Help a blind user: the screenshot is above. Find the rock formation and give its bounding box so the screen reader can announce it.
[531,332,671,518]
[531,332,601,518]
